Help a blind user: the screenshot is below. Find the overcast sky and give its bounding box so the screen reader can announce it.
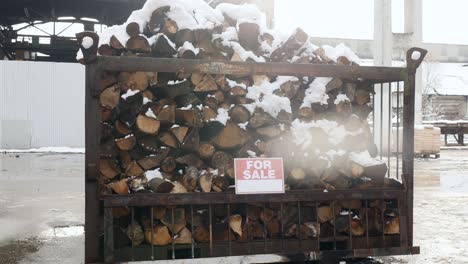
[275,0,468,45]
[16,0,468,45]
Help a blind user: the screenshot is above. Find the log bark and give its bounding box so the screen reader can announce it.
[136,114,160,135]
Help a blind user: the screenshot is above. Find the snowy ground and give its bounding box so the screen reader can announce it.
[0,150,467,263]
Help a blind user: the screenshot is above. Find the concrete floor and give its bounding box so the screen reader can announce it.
[0,150,467,263]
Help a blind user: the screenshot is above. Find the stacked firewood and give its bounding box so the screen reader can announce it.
[79,0,403,197]
[77,0,404,249]
[112,199,401,247]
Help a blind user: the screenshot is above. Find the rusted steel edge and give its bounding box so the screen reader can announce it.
[95,56,406,81]
[102,188,405,207]
[316,246,420,260]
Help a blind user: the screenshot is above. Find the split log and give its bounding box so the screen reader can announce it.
[145,225,172,246]
[212,175,229,192]
[109,179,129,195]
[126,36,151,53]
[148,178,175,193]
[171,181,188,193]
[194,225,210,242]
[174,227,192,244]
[176,153,204,168]
[229,105,250,123]
[181,128,200,151]
[118,72,149,92]
[193,74,218,92]
[127,223,145,246]
[110,35,124,50]
[212,121,250,149]
[384,217,400,234]
[115,120,133,135]
[198,143,216,160]
[162,18,178,37]
[249,110,276,128]
[159,131,179,148]
[256,125,282,138]
[170,126,189,144]
[100,159,121,179]
[136,114,160,135]
[198,170,213,192]
[160,156,176,173]
[229,214,243,237]
[126,161,145,177]
[161,208,186,233]
[176,109,204,127]
[151,34,177,57]
[100,85,120,109]
[238,22,260,51]
[211,151,233,177]
[175,29,194,47]
[355,89,371,105]
[157,105,176,124]
[182,166,198,192]
[126,22,141,37]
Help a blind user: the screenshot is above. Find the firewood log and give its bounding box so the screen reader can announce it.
[159,132,179,148]
[157,105,176,125]
[170,126,189,144]
[198,170,213,192]
[118,72,149,92]
[198,143,216,160]
[174,227,192,244]
[171,181,188,193]
[160,156,176,173]
[211,151,233,177]
[267,219,281,238]
[175,29,194,47]
[249,110,276,128]
[193,225,210,242]
[256,125,282,138]
[126,36,151,53]
[127,223,144,246]
[126,161,145,177]
[176,109,204,127]
[193,74,218,92]
[145,225,172,246]
[110,35,124,50]
[212,175,229,192]
[229,105,250,123]
[162,18,178,37]
[100,85,120,109]
[229,214,243,237]
[182,166,198,192]
[100,159,121,179]
[109,179,129,195]
[126,22,140,37]
[212,122,251,149]
[260,208,275,223]
[161,208,186,234]
[148,178,174,193]
[237,22,260,51]
[384,216,400,234]
[355,89,371,105]
[151,34,177,57]
[136,114,160,135]
[176,153,204,168]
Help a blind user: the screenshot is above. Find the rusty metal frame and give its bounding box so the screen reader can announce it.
[84,47,426,263]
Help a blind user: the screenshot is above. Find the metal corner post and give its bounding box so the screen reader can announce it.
[85,61,102,263]
[403,47,427,248]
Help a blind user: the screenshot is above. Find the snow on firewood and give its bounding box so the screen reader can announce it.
[349,151,385,166]
[334,94,350,104]
[215,3,266,28]
[121,89,140,100]
[301,77,331,108]
[179,41,199,55]
[148,33,176,49]
[145,168,163,181]
[322,43,360,64]
[145,108,157,119]
[211,108,230,125]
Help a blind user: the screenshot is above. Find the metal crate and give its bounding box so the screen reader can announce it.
[82,43,426,263]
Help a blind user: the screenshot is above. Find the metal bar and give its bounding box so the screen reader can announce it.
[315,203,320,251]
[97,56,406,81]
[190,205,195,259]
[382,201,386,248]
[373,92,376,142]
[388,82,392,178]
[209,204,213,257]
[172,207,175,259]
[84,63,100,263]
[56,22,75,36]
[396,81,400,180]
[297,202,302,250]
[280,203,284,252]
[131,207,135,261]
[227,204,232,256]
[103,207,114,263]
[365,200,369,249]
[348,210,352,249]
[263,203,267,253]
[103,189,406,207]
[404,61,416,248]
[380,83,384,159]
[332,203,336,250]
[151,207,154,260]
[246,204,250,255]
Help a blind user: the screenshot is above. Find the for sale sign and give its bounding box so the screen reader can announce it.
[234,158,285,194]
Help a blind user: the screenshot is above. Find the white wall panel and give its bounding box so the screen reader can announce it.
[0,61,85,149]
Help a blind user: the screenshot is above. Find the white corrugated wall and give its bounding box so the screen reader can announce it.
[0,60,85,149]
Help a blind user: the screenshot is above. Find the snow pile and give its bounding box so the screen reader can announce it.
[149,33,176,49]
[179,41,200,55]
[145,108,157,119]
[215,3,266,28]
[301,77,331,108]
[290,119,348,148]
[1,147,85,153]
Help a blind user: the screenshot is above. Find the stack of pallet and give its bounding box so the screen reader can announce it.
[77,0,398,196]
[392,125,440,156]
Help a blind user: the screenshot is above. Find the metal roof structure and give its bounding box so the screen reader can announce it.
[0,0,145,62]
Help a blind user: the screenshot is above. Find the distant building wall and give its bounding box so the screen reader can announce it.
[425,94,468,120]
[0,61,85,149]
